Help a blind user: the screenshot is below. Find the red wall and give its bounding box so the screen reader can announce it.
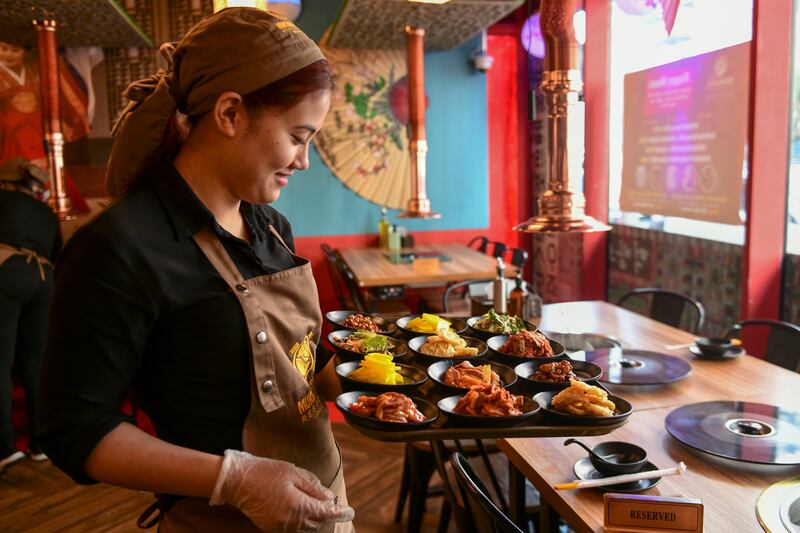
[296,33,525,314]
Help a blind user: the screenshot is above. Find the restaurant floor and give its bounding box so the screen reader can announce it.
[0,422,455,532]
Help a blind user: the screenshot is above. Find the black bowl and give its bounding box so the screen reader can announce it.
[408,335,488,366]
[514,360,603,392]
[335,361,427,393]
[335,390,438,431]
[327,329,408,362]
[466,315,538,340]
[533,390,633,426]
[437,394,540,427]
[325,310,398,335]
[427,358,517,395]
[395,315,468,338]
[694,337,736,356]
[588,441,648,475]
[486,334,567,367]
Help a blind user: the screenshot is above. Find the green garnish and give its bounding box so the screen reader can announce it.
[353,330,391,353]
[475,309,526,334]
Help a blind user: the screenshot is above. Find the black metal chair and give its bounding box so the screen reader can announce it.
[320,243,410,317]
[503,247,529,272]
[617,288,705,334]
[443,278,493,315]
[725,319,800,372]
[450,452,524,533]
[468,235,490,254]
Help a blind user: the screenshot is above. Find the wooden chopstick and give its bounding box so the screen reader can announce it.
[554,462,687,490]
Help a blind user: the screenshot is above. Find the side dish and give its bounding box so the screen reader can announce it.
[335,330,392,354]
[349,392,426,423]
[343,313,380,332]
[453,383,523,417]
[499,330,554,358]
[474,309,526,334]
[347,353,404,385]
[551,380,616,417]
[419,328,479,358]
[444,361,500,388]
[532,360,576,383]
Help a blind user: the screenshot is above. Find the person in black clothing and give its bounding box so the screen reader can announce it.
[0,158,61,474]
[38,8,354,533]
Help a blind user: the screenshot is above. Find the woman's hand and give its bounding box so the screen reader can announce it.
[210,449,354,532]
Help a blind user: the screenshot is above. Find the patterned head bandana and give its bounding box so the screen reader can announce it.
[106,7,325,196]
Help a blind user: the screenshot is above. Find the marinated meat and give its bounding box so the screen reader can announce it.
[453,383,523,417]
[498,330,554,358]
[444,361,500,388]
[349,392,426,423]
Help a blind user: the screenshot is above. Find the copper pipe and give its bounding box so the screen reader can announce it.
[515,0,609,233]
[34,17,73,220]
[398,26,440,219]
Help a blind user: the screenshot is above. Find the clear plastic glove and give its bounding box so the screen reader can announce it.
[210,449,355,532]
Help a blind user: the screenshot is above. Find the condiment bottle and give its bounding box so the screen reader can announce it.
[493,257,507,314]
[378,207,389,249]
[387,224,401,252]
[525,282,543,320]
[507,272,526,317]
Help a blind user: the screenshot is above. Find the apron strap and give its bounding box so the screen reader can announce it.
[193,227,246,287]
[0,243,52,281]
[268,225,295,256]
[136,494,184,529]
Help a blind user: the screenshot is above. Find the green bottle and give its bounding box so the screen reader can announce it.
[378,207,389,249]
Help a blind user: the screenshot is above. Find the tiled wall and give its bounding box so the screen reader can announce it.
[608,225,743,336]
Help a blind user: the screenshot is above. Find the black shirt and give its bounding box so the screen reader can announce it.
[38,164,333,484]
[0,189,62,261]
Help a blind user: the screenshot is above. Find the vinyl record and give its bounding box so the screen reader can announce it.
[586,348,691,385]
[665,401,800,465]
[756,477,800,532]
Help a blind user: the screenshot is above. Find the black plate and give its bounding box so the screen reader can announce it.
[586,348,691,385]
[466,315,537,340]
[327,329,408,362]
[325,310,398,335]
[573,457,661,493]
[688,345,744,360]
[427,358,517,394]
[486,334,567,367]
[438,394,540,427]
[514,360,603,392]
[335,390,438,431]
[534,390,633,426]
[408,335,488,366]
[665,401,800,465]
[336,361,427,393]
[395,315,468,338]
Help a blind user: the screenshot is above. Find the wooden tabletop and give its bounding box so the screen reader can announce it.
[339,243,512,288]
[500,301,800,533]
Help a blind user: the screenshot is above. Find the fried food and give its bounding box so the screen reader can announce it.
[444,361,500,388]
[419,327,479,358]
[532,360,576,383]
[453,383,523,417]
[349,392,426,423]
[343,313,380,332]
[498,330,554,358]
[550,380,616,417]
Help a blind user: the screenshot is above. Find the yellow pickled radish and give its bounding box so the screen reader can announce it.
[482,364,491,383]
[349,353,404,384]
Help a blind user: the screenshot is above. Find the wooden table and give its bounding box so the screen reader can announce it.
[339,243,512,288]
[500,301,800,533]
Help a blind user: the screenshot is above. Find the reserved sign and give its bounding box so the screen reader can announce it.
[412,257,441,274]
[604,494,703,532]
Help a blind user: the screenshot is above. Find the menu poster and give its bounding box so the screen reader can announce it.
[620,42,750,225]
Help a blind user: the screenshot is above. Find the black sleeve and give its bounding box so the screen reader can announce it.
[314,342,334,374]
[50,218,63,263]
[38,228,157,484]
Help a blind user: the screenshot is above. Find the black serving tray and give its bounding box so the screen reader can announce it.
[331,314,632,442]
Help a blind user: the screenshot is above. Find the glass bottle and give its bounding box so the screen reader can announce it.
[507,272,526,318]
[387,224,401,252]
[378,207,389,249]
[525,281,543,320]
[493,257,507,314]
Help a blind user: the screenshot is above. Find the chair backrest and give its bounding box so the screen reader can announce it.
[487,241,508,259]
[443,278,493,314]
[503,246,529,271]
[450,453,524,533]
[727,319,800,372]
[617,288,705,334]
[320,244,364,312]
[468,236,490,254]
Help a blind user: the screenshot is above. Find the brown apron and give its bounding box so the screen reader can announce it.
[144,225,351,532]
[0,243,52,280]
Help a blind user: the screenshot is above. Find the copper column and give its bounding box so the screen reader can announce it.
[34,16,73,220]
[515,0,609,233]
[398,26,440,219]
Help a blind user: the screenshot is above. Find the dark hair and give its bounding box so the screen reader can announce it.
[160,59,333,157]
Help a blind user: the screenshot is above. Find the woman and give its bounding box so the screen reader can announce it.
[38,8,354,532]
[0,158,60,473]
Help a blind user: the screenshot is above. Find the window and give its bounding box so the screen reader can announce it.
[608,0,753,244]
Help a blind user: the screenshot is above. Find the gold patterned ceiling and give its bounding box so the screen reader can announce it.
[1,0,153,47]
[325,0,524,50]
